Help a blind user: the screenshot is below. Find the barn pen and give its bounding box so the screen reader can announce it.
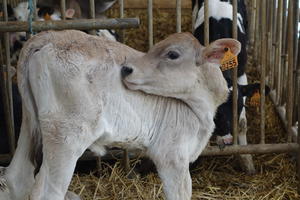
[0,0,299,199]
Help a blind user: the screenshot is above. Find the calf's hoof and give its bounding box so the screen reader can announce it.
[65,191,81,200]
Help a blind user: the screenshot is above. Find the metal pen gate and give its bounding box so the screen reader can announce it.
[0,0,299,193]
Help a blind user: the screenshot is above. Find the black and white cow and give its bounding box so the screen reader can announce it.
[192,0,249,143]
[192,0,259,173]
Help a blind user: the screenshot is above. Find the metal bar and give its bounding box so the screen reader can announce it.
[268,0,274,88]
[79,143,300,162]
[192,0,199,33]
[3,0,15,155]
[202,143,299,156]
[118,0,124,42]
[60,0,66,20]
[89,0,96,35]
[0,18,140,32]
[122,149,130,173]
[270,0,277,90]
[280,54,288,105]
[204,0,209,46]
[260,0,267,144]
[33,0,37,20]
[287,0,294,142]
[148,0,153,48]
[254,0,260,66]
[279,0,288,107]
[292,0,299,125]
[297,41,300,194]
[176,0,181,33]
[117,0,128,174]
[232,0,238,145]
[249,0,256,47]
[275,0,283,104]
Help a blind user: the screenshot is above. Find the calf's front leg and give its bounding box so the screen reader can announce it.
[150,152,192,200]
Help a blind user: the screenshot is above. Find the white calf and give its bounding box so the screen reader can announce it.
[0,30,240,200]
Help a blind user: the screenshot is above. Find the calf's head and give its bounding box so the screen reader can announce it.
[122,32,240,104]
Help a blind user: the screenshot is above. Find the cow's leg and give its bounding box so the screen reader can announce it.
[30,121,99,200]
[149,151,191,200]
[237,107,256,174]
[1,116,35,200]
[237,74,256,174]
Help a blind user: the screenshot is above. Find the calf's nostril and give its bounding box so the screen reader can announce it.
[121,66,133,78]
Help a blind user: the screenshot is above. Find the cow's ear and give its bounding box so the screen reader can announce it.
[240,83,260,97]
[240,83,271,97]
[202,38,241,64]
[65,8,75,19]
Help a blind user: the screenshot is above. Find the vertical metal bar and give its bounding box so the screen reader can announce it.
[89,0,96,19]
[282,0,288,54]
[176,0,181,33]
[3,0,15,155]
[249,0,256,47]
[270,0,277,91]
[192,0,199,33]
[122,149,130,174]
[32,0,38,20]
[204,0,209,46]
[119,0,124,42]
[286,0,294,142]
[61,0,66,20]
[232,0,238,145]
[89,0,96,35]
[297,40,300,193]
[280,0,288,106]
[148,0,153,48]
[203,0,210,148]
[254,0,260,63]
[292,0,299,124]
[268,0,274,88]
[275,0,283,103]
[260,0,267,144]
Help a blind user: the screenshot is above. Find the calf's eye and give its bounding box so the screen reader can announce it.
[167,51,180,60]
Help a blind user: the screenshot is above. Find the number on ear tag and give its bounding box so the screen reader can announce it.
[220,47,238,71]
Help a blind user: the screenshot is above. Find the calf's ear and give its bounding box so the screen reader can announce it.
[201,38,241,64]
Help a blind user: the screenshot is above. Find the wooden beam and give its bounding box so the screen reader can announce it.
[0,18,140,32]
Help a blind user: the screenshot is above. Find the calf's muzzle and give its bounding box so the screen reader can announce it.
[121,66,133,78]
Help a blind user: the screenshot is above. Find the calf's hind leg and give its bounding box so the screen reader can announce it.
[30,121,100,200]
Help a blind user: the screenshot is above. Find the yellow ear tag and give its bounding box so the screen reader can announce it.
[220,47,238,71]
[44,13,51,21]
[250,90,261,107]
